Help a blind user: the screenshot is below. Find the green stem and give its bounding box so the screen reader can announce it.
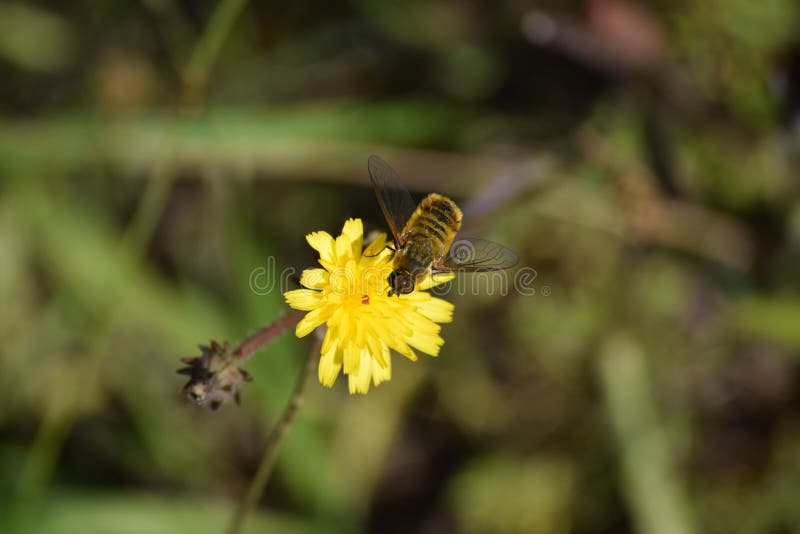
[182,0,250,101]
[226,336,320,534]
[598,332,696,534]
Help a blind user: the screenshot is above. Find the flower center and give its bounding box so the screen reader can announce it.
[326,262,391,307]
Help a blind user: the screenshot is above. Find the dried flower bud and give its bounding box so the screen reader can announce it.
[177,340,252,410]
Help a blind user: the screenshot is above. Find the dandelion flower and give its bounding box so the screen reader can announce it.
[284,218,454,394]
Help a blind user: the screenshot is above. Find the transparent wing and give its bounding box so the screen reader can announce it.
[437,237,519,272]
[368,155,417,244]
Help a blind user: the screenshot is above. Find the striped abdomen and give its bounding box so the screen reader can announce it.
[395,193,463,275]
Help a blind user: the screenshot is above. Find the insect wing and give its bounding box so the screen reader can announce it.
[438,237,518,272]
[368,155,417,243]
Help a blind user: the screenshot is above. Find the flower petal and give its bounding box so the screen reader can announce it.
[300,268,328,290]
[370,347,392,386]
[319,336,343,388]
[408,328,445,357]
[364,324,388,368]
[295,305,331,337]
[318,258,337,272]
[306,231,335,265]
[417,272,455,291]
[348,349,374,394]
[284,289,322,311]
[343,341,360,374]
[341,218,364,258]
[362,232,387,259]
[390,337,418,361]
[412,295,454,323]
[320,321,337,355]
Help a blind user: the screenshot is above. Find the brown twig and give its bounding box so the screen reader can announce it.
[233,310,305,360]
[226,335,321,534]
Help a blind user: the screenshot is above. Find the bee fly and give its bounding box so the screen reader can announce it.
[368,155,518,296]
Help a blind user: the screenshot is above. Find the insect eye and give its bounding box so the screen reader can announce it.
[403,278,415,294]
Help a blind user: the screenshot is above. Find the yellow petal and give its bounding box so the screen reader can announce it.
[408,328,445,357]
[348,350,374,394]
[284,289,322,311]
[363,315,401,354]
[300,268,328,290]
[343,341,360,374]
[417,272,455,291]
[418,297,454,323]
[326,264,347,296]
[306,231,335,265]
[364,324,387,368]
[319,338,342,387]
[390,337,418,361]
[362,232,387,259]
[405,292,454,323]
[373,305,413,339]
[295,306,331,337]
[335,219,362,263]
[405,313,442,338]
[340,218,364,258]
[320,321,337,355]
[318,258,337,272]
[371,348,392,387]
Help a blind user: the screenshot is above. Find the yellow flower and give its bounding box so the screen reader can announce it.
[284,218,454,394]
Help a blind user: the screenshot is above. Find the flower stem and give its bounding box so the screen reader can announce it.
[233,310,305,361]
[182,0,249,102]
[226,335,320,534]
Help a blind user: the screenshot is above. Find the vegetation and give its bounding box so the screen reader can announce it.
[1,1,799,533]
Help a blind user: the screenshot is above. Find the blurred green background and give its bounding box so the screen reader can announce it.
[2,1,800,533]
